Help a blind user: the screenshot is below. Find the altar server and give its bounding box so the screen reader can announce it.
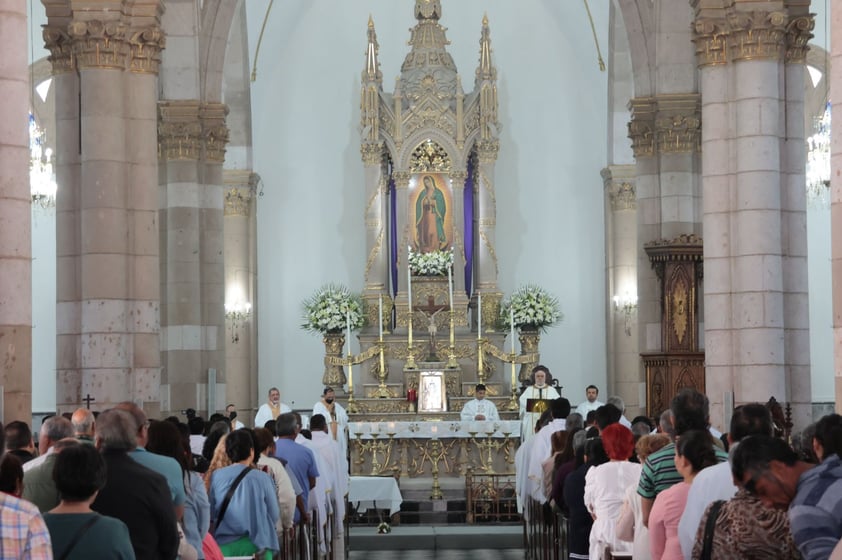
[460,384,501,422]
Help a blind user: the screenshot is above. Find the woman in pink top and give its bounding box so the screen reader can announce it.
[648,430,717,560]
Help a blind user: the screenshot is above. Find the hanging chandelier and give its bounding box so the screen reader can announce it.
[29,112,57,210]
[805,101,831,205]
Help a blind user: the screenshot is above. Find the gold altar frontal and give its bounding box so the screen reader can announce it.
[348,420,520,480]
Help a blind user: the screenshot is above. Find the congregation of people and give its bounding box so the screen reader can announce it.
[516,367,842,560]
[0,386,349,560]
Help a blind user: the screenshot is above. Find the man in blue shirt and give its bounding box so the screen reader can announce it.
[274,413,319,524]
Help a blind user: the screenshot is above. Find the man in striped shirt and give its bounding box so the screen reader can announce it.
[638,388,728,527]
[0,421,53,559]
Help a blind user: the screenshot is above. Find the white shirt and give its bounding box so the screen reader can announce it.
[460,398,500,422]
[257,454,297,530]
[254,401,292,428]
[677,460,737,560]
[526,418,566,501]
[575,399,604,417]
[309,431,348,537]
[312,400,349,462]
[22,447,54,473]
[585,461,641,560]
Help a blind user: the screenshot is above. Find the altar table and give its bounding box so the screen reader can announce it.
[349,475,403,516]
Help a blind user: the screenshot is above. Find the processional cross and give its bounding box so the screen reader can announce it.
[414,295,450,361]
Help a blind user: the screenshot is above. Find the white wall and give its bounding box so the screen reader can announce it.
[247,0,611,408]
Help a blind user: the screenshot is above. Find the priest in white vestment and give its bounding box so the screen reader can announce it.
[460,383,500,422]
[312,387,349,462]
[526,397,570,501]
[255,387,292,428]
[308,414,348,551]
[519,366,560,442]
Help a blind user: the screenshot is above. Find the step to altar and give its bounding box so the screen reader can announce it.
[348,525,524,551]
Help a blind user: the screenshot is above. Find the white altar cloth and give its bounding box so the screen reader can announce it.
[349,476,403,515]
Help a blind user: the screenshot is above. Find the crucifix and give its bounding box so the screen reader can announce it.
[415,295,450,361]
[83,394,95,410]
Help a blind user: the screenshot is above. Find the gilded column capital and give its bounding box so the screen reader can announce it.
[224,187,254,217]
[449,169,468,184]
[692,18,728,67]
[158,100,202,161]
[361,142,384,165]
[785,15,814,64]
[475,139,499,163]
[628,97,656,158]
[727,11,787,62]
[128,26,166,74]
[655,94,701,154]
[43,26,74,73]
[392,171,411,189]
[200,102,229,163]
[601,165,637,211]
[68,18,130,69]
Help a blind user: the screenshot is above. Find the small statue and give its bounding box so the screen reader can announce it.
[425,307,445,361]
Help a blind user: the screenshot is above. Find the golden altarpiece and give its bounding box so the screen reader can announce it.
[642,235,705,417]
[328,1,536,486]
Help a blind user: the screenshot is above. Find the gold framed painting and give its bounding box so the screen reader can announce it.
[418,370,447,413]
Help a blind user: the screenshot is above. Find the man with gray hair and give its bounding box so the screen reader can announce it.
[70,408,96,443]
[24,415,74,472]
[93,408,179,560]
[607,395,632,428]
[566,412,584,432]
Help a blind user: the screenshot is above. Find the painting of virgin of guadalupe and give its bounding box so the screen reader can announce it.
[411,174,452,252]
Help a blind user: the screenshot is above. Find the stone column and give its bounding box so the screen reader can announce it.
[628,98,660,356]
[782,15,815,428]
[602,165,638,413]
[361,143,388,328]
[49,5,164,412]
[693,14,731,426]
[158,100,228,417]
[0,1,32,422]
[833,0,842,412]
[732,13,788,405]
[693,5,814,428]
[474,143,502,330]
[223,170,257,417]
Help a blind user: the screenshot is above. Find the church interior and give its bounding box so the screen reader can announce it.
[2,0,842,556]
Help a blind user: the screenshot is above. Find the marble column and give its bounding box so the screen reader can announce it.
[832,0,842,412]
[602,165,638,414]
[0,1,32,422]
[223,170,257,418]
[449,168,469,326]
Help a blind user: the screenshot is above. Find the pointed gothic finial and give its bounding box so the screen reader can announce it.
[364,15,382,83]
[415,0,442,21]
[476,13,496,83]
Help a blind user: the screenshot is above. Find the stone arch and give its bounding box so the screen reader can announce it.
[199,0,240,103]
[397,130,464,172]
[614,0,655,96]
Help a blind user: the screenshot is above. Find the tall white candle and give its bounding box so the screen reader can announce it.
[378,295,383,341]
[477,291,482,339]
[447,266,454,311]
[510,307,515,352]
[346,311,352,352]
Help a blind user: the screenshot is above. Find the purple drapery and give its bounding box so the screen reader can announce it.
[390,176,398,297]
[463,158,474,295]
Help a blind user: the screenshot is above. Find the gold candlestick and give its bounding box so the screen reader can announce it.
[446,309,459,369]
[430,438,443,499]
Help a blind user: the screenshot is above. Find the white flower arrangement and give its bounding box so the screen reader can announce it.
[501,284,562,331]
[409,249,453,276]
[301,284,365,334]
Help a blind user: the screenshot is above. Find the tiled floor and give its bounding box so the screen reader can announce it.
[349,550,526,559]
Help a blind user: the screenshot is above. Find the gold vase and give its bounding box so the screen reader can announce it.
[518,327,541,382]
[322,332,347,386]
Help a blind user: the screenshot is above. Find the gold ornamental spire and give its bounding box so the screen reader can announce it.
[364,14,382,84]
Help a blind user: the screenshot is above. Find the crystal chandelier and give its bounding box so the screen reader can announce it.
[29,112,57,210]
[805,102,831,206]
